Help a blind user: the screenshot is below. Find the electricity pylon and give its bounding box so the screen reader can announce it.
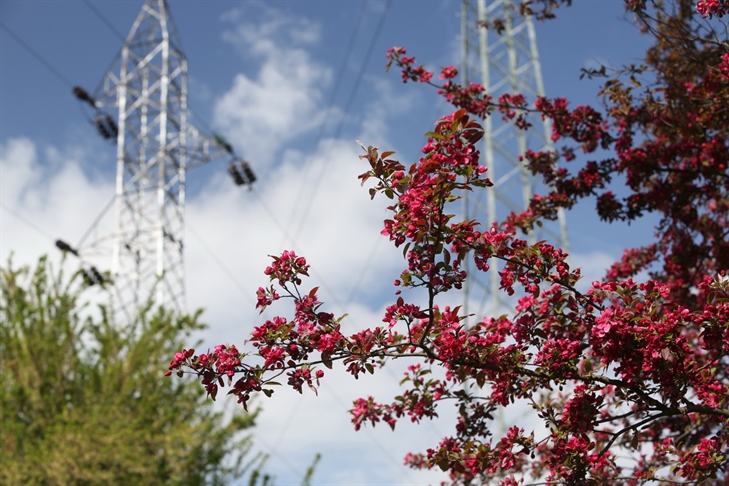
[75,0,253,323]
[460,0,569,320]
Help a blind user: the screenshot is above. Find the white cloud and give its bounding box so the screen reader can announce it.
[357,77,418,148]
[571,249,617,292]
[214,6,332,167]
[251,362,453,485]
[183,137,403,326]
[0,138,113,271]
[1,138,39,204]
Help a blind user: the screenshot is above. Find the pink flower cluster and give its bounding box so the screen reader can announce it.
[264,250,309,286]
[165,344,241,400]
[287,367,324,394]
[696,0,728,17]
[255,286,280,310]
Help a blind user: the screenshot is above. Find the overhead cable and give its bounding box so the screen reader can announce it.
[82,0,126,42]
[283,0,368,235]
[290,0,393,242]
[0,21,75,88]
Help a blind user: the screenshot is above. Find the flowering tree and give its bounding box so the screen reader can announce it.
[170,1,728,483]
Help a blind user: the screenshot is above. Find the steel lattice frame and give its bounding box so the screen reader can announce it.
[91,0,231,322]
[460,0,570,319]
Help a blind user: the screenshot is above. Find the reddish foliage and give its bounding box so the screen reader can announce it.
[171,1,728,483]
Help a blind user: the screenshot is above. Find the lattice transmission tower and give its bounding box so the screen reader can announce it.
[460,0,569,319]
[72,0,254,323]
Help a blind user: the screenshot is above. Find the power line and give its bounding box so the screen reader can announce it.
[0,21,75,88]
[1,201,113,291]
[248,181,356,317]
[0,202,56,241]
[186,223,256,307]
[270,0,394,316]
[76,195,116,249]
[291,0,393,242]
[283,0,368,236]
[82,0,126,42]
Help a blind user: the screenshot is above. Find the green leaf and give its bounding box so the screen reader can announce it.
[424,131,445,140]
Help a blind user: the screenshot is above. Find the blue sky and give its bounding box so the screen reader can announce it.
[1,1,656,484]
